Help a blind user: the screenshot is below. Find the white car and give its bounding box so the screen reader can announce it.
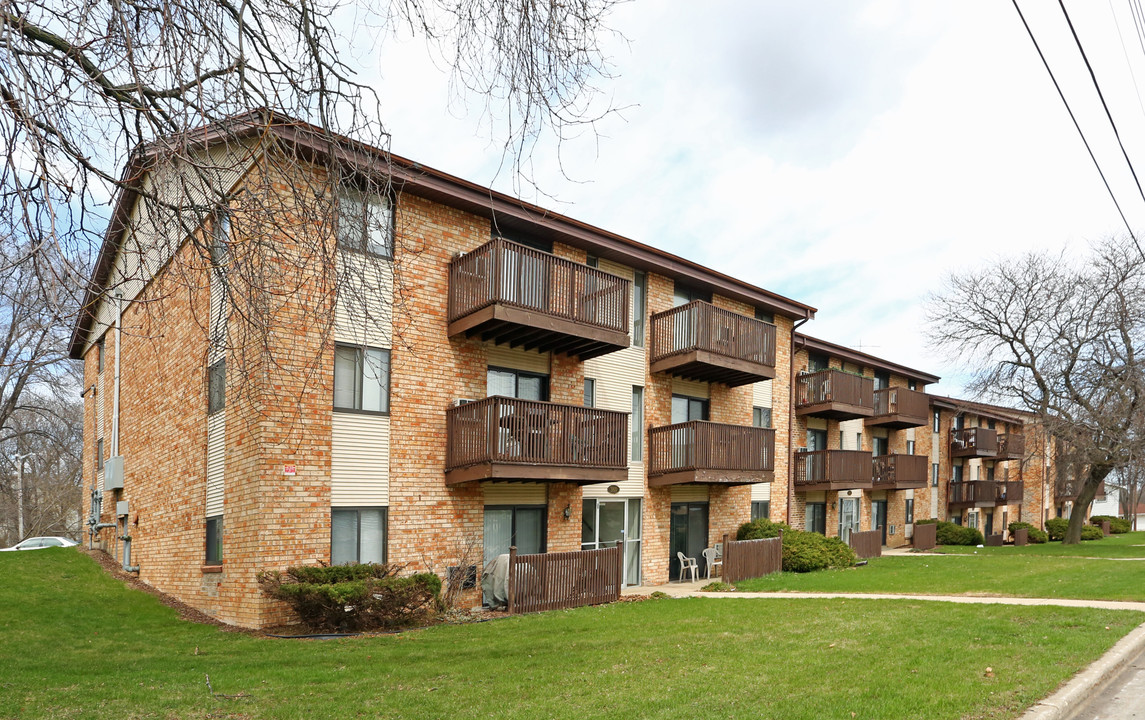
[0,536,79,551]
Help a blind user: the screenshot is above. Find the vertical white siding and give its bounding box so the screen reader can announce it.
[206,412,225,516]
[331,413,390,506]
[583,259,646,499]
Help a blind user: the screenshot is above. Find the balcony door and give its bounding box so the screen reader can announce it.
[669,502,709,580]
[488,367,550,459]
[806,429,827,451]
[871,500,887,545]
[872,436,888,457]
[495,230,552,311]
[671,395,710,469]
[483,505,545,567]
[839,497,860,543]
[582,499,642,586]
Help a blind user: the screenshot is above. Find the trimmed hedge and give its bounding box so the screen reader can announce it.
[1045,518,1069,541]
[1008,521,1048,544]
[259,563,442,632]
[1081,525,1105,541]
[1091,515,1131,534]
[735,519,856,573]
[934,521,983,546]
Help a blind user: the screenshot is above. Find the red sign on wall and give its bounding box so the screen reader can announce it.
[283,463,297,476]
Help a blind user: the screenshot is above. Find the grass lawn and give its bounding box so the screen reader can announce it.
[735,534,1145,601]
[933,530,1145,558]
[2,550,1142,720]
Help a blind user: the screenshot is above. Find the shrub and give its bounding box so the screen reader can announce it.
[736,518,791,541]
[934,521,983,546]
[914,518,938,525]
[781,530,857,573]
[1026,528,1049,544]
[1081,525,1105,541]
[1091,515,1131,534]
[823,536,858,568]
[1008,521,1033,533]
[259,563,441,632]
[1045,518,1069,541]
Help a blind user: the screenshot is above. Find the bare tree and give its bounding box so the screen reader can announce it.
[929,238,1145,544]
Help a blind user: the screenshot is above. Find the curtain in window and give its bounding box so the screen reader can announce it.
[331,509,357,565]
[359,509,386,564]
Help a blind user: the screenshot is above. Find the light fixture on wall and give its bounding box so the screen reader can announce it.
[563,504,571,520]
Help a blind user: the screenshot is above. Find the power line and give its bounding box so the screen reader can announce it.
[1056,0,1145,259]
[1010,0,1139,249]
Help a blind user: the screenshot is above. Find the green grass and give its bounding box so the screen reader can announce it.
[2,550,1142,719]
[933,530,1145,558]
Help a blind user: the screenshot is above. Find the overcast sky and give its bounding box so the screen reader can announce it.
[349,1,1145,397]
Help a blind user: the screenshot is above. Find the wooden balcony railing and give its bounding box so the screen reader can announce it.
[649,301,777,386]
[867,387,929,429]
[447,238,630,359]
[871,454,928,490]
[947,480,1024,508]
[1056,480,1106,501]
[445,396,628,485]
[949,427,998,458]
[996,433,1025,460]
[793,449,873,490]
[646,421,775,486]
[795,369,875,419]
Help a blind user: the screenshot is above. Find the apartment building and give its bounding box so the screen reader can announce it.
[70,116,816,627]
[788,335,939,549]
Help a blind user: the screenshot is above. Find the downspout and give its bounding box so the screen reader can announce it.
[786,311,811,524]
[112,293,122,458]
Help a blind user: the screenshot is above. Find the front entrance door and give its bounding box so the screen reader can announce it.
[582,499,642,586]
[669,502,709,580]
[872,500,888,545]
[838,497,860,543]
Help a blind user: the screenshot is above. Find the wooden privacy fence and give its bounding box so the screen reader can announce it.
[848,529,882,559]
[507,543,622,615]
[1101,520,1112,536]
[721,532,783,583]
[913,522,936,550]
[1014,528,1029,546]
[986,533,1004,546]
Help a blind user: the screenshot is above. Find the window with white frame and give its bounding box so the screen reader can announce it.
[338,188,393,258]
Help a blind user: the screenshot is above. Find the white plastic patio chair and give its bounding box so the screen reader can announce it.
[676,551,699,582]
[702,547,723,579]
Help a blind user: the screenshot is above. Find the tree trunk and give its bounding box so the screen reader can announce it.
[1063,466,1111,544]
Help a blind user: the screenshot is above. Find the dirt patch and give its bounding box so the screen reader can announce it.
[82,549,255,634]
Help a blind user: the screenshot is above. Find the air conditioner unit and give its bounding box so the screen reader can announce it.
[889,524,897,535]
[104,456,125,491]
[451,398,476,407]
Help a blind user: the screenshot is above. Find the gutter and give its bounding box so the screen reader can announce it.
[786,311,812,524]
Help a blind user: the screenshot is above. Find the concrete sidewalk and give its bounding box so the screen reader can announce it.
[621,583,1145,720]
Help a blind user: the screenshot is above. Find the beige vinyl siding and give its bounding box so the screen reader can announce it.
[483,482,547,505]
[206,412,225,517]
[672,378,709,400]
[752,379,773,409]
[84,143,258,353]
[331,413,390,506]
[583,258,646,499]
[671,485,710,503]
[486,345,550,375]
[839,418,864,450]
[334,251,393,348]
[750,482,771,502]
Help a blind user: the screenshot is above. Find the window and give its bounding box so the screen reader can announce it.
[933,411,941,433]
[483,505,545,567]
[808,353,830,372]
[806,502,827,535]
[987,465,995,482]
[487,367,548,401]
[96,438,104,473]
[334,345,391,412]
[872,437,888,457]
[205,516,223,564]
[751,501,770,521]
[932,463,939,487]
[632,271,647,346]
[584,378,596,407]
[97,339,104,373]
[208,359,226,415]
[755,308,774,324]
[491,223,553,253]
[874,371,890,392]
[952,464,964,483]
[338,188,393,258]
[856,432,862,450]
[905,499,915,525]
[907,440,916,455]
[332,507,388,564]
[671,394,709,423]
[211,208,231,273]
[581,499,642,586]
[586,254,599,268]
[806,428,827,451]
[909,379,917,391]
[987,419,996,430]
[673,283,710,307]
[752,406,772,429]
[631,386,644,461]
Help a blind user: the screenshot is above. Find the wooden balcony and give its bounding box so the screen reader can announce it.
[947,480,1024,509]
[950,427,998,458]
[793,449,873,491]
[996,433,1025,461]
[646,421,775,487]
[649,301,777,387]
[866,387,929,429]
[871,454,928,490]
[1056,480,1106,502]
[795,369,875,420]
[448,238,631,360]
[444,396,628,485]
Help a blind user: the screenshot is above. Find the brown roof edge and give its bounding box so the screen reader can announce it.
[794,333,940,384]
[68,113,816,357]
[926,394,1030,425]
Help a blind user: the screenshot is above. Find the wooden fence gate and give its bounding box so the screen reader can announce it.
[507,543,622,614]
[848,529,882,559]
[913,522,936,551]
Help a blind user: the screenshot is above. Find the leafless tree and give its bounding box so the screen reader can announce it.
[929,237,1145,544]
